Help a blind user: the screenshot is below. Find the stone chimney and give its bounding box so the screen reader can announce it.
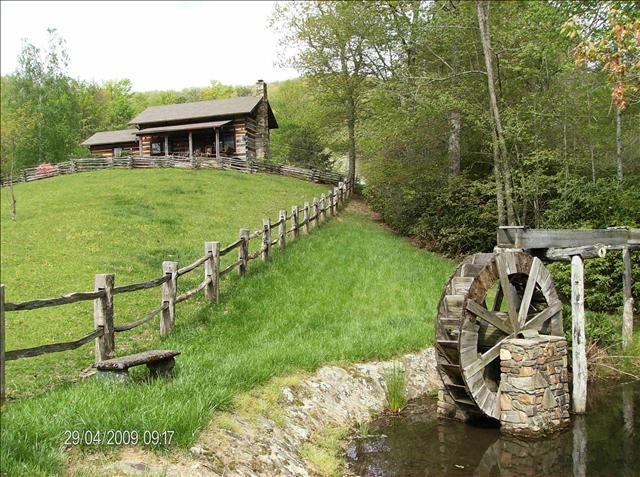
[255,80,270,160]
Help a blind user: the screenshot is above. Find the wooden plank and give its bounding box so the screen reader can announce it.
[498,227,635,250]
[571,254,587,413]
[6,328,103,361]
[94,274,115,362]
[5,289,106,312]
[517,257,541,327]
[466,299,512,334]
[176,254,209,277]
[160,261,178,337]
[176,277,211,303]
[622,247,634,351]
[95,350,180,371]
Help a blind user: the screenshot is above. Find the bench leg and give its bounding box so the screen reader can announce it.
[96,369,129,383]
[147,357,176,378]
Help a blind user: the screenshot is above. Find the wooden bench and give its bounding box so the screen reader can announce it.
[94,350,180,382]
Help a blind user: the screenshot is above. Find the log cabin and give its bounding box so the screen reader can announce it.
[81,80,278,160]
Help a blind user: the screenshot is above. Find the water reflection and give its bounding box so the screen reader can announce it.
[346,381,639,477]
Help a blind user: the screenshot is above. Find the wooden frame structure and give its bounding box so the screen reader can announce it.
[497,226,638,413]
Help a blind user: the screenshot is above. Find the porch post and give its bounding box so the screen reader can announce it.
[189,131,193,158]
[138,137,143,156]
[215,128,220,159]
[164,136,169,157]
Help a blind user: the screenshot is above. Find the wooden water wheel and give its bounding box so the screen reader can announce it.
[436,251,563,420]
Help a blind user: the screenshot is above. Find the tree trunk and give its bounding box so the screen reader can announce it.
[616,107,623,181]
[587,88,596,182]
[477,0,516,225]
[448,109,461,176]
[347,98,356,182]
[448,41,461,176]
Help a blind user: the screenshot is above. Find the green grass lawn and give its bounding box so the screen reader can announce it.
[0,170,454,476]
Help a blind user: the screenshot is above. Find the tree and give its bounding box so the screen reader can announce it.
[272,1,371,181]
[476,0,516,225]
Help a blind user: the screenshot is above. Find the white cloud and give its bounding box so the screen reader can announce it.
[0,1,298,91]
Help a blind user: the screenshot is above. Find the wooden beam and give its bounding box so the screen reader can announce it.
[622,246,634,351]
[496,254,519,331]
[188,132,193,158]
[571,254,587,414]
[160,262,177,336]
[94,274,115,362]
[164,136,169,157]
[518,257,541,327]
[215,128,220,159]
[497,226,639,251]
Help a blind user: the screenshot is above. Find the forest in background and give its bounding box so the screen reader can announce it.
[1,1,638,318]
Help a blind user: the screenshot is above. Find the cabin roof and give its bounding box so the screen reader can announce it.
[81,129,138,146]
[129,96,266,126]
[134,120,232,135]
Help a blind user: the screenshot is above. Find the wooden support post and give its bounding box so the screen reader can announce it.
[312,198,319,228]
[292,206,299,239]
[622,246,634,350]
[329,190,335,216]
[0,284,5,403]
[94,274,115,362]
[262,218,271,261]
[239,228,250,276]
[338,182,344,206]
[278,210,287,250]
[188,131,193,158]
[161,262,177,336]
[303,202,310,235]
[204,242,219,303]
[138,139,143,156]
[320,193,327,221]
[571,254,587,414]
[215,128,220,160]
[164,136,169,157]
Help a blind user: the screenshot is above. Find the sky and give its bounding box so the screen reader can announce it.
[0,1,298,91]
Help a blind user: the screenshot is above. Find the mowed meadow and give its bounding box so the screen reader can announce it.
[0,169,454,476]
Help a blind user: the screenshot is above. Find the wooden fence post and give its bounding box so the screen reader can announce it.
[320,194,327,221]
[338,182,344,206]
[571,254,587,414]
[204,242,219,303]
[622,246,634,350]
[292,206,300,239]
[313,198,319,228]
[278,210,287,249]
[94,274,115,362]
[239,228,250,275]
[0,284,5,403]
[161,261,178,336]
[303,202,310,235]
[329,190,335,217]
[262,218,271,261]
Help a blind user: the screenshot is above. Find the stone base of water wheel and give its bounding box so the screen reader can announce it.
[499,335,571,437]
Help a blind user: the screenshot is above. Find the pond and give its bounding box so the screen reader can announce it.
[346,380,639,477]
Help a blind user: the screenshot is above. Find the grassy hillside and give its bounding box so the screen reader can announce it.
[0,169,454,476]
[0,169,327,396]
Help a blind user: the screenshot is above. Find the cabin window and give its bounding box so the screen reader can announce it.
[151,142,162,155]
[113,147,123,157]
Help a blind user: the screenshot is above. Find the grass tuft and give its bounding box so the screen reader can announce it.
[384,362,407,413]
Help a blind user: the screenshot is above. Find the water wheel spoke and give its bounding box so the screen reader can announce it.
[495,254,520,331]
[522,301,562,331]
[517,257,542,328]
[466,299,513,334]
[463,341,502,377]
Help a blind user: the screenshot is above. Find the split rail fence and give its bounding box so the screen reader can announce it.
[0,156,345,187]
[0,178,354,402]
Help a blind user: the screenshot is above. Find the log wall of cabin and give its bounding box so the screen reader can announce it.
[89,142,138,158]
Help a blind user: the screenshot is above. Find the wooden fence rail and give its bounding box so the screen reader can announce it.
[0,156,346,188]
[0,179,354,401]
